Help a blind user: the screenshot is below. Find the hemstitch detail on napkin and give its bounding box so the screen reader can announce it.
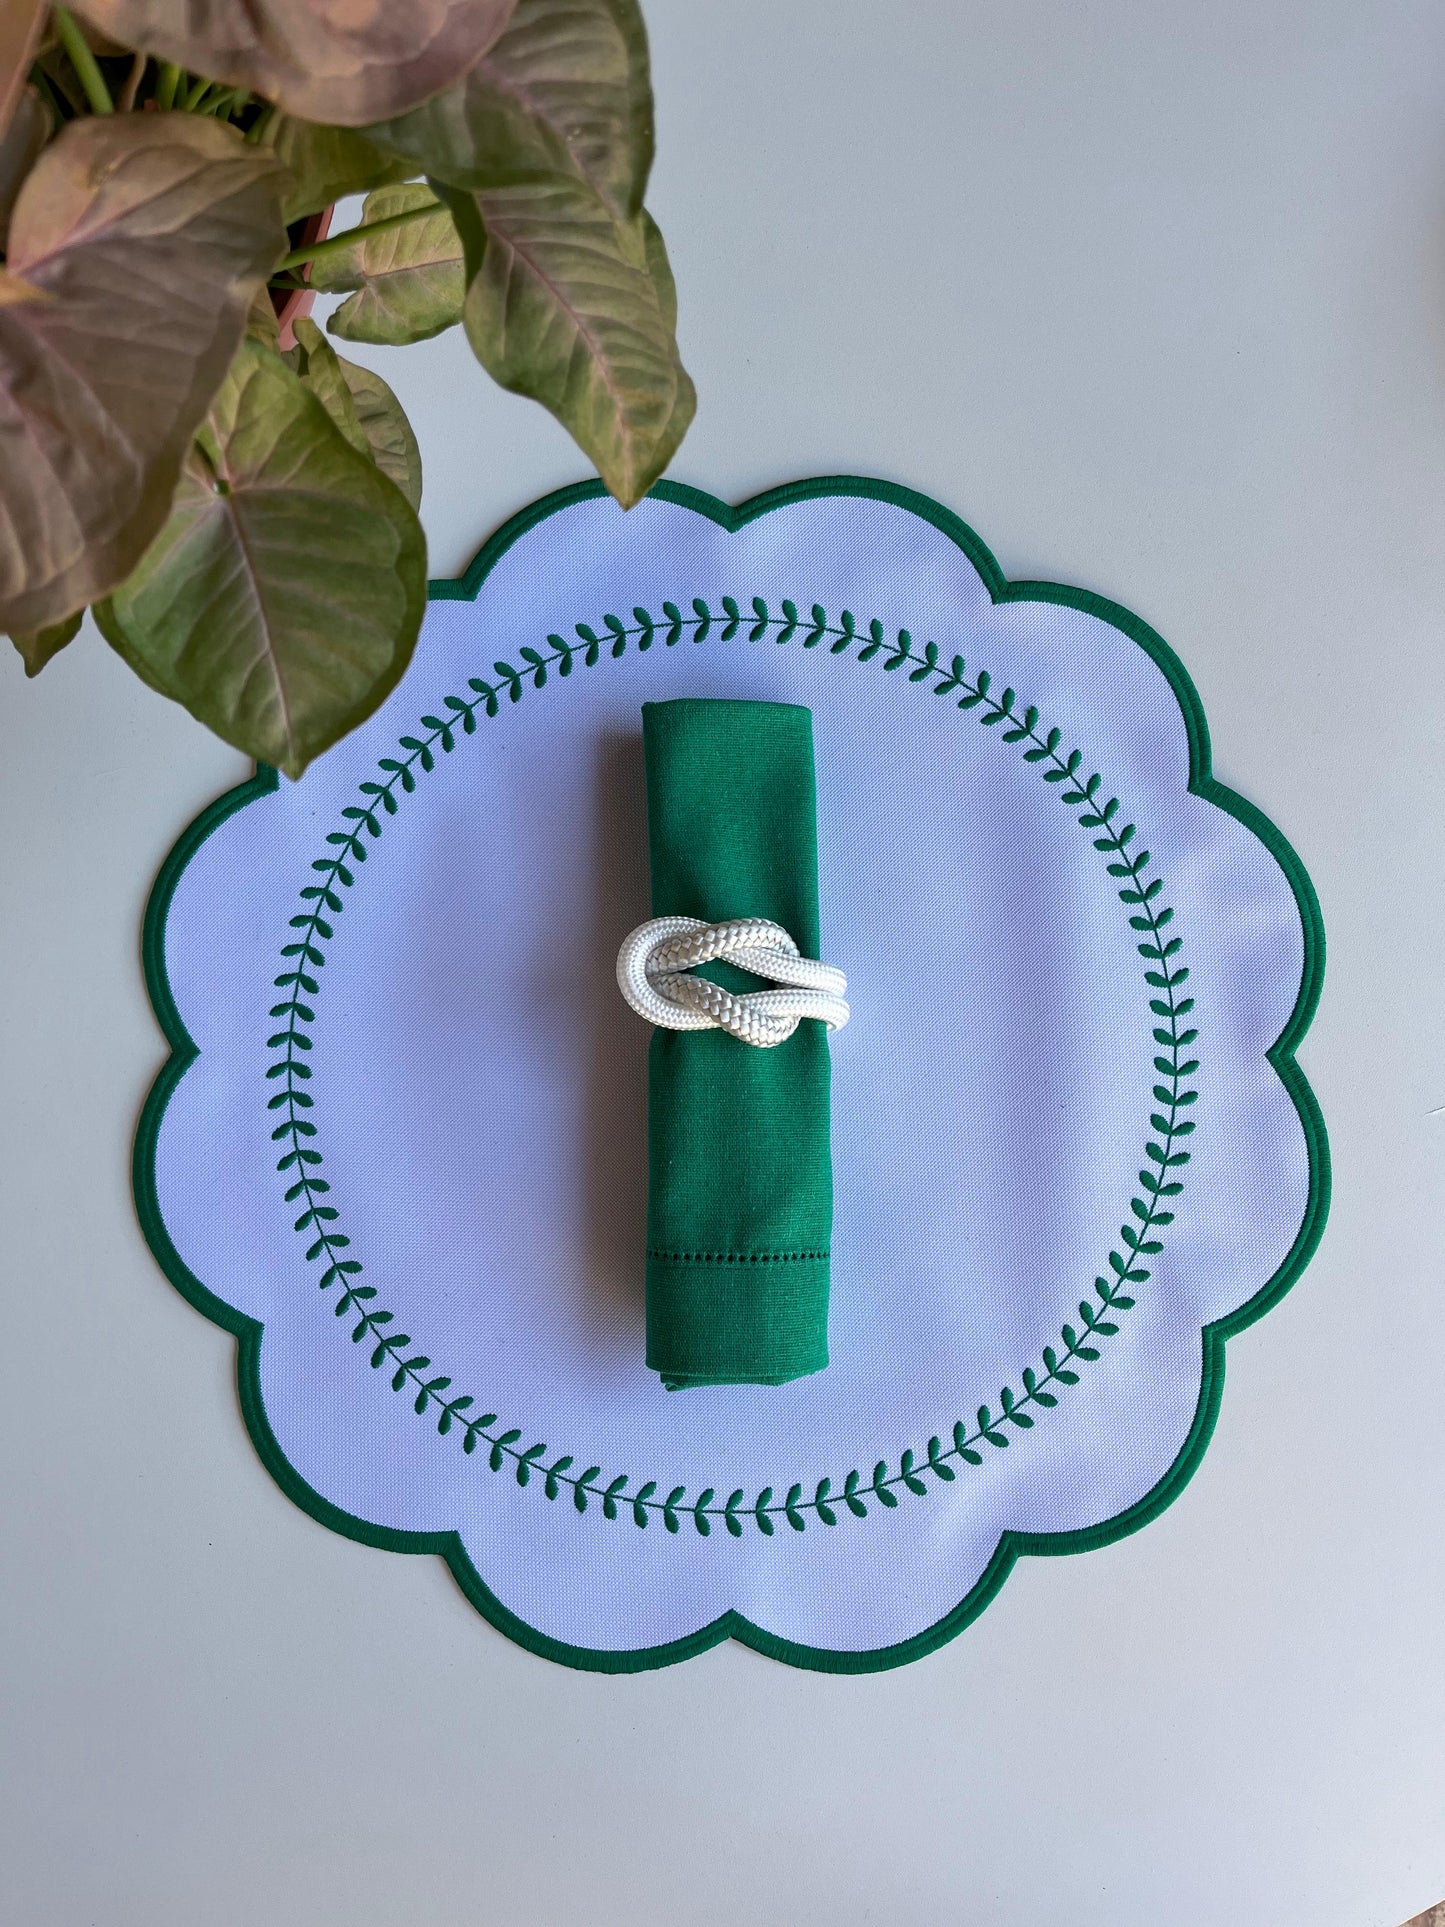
[646,1249,830,1266]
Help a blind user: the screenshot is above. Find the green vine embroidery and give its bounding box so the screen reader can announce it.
[268,598,1197,1536]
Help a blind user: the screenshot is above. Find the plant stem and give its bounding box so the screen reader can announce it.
[277,201,438,272]
[244,103,276,144]
[52,8,113,114]
[181,74,213,111]
[118,52,146,111]
[202,86,248,118]
[154,62,182,110]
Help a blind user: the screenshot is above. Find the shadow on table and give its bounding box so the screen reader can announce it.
[580,728,652,1335]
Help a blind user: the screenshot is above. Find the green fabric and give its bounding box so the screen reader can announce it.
[642,698,833,1389]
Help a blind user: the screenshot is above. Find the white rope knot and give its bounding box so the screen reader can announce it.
[617,916,849,1048]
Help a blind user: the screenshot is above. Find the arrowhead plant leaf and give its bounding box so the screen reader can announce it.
[290,316,422,509]
[286,315,369,454]
[271,116,416,225]
[1,0,696,767]
[438,172,693,507]
[636,205,692,448]
[310,183,465,345]
[331,360,424,512]
[9,607,83,677]
[95,339,426,779]
[366,1,691,502]
[244,280,281,346]
[0,113,285,635]
[367,0,654,221]
[75,0,521,126]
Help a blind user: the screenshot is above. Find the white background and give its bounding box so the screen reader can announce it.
[2,3,1442,1922]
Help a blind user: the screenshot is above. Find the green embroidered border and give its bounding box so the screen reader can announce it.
[267,599,1196,1532]
[133,475,1329,1673]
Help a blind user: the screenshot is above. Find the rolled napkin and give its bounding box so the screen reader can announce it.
[641,698,833,1389]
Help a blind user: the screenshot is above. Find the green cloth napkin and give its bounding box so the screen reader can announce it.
[642,698,833,1389]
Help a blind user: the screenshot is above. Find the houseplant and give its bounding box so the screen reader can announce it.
[0,0,693,775]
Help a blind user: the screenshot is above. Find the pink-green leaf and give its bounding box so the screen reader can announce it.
[9,607,82,676]
[334,361,423,513]
[76,0,520,126]
[310,183,464,345]
[286,315,369,454]
[368,0,652,220]
[290,315,421,509]
[0,113,285,634]
[94,339,426,778]
[440,173,692,507]
[271,116,415,225]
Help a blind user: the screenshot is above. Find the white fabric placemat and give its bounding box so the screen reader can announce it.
[137,477,1326,1671]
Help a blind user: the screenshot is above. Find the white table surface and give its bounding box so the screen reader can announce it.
[3,4,1443,1922]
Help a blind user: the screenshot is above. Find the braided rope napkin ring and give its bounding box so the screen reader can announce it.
[616,916,849,1048]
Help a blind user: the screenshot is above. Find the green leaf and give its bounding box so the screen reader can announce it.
[95,340,426,779]
[272,116,415,224]
[286,315,368,452]
[244,280,282,352]
[367,0,653,222]
[313,184,466,346]
[9,607,82,676]
[359,2,690,497]
[77,0,521,127]
[289,317,421,509]
[336,359,423,512]
[437,173,693,506]
[0,114,285,635]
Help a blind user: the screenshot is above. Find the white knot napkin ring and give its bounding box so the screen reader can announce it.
[616,916,849,1048]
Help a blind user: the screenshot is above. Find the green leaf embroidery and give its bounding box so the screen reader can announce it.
[269,595,1196,1537]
